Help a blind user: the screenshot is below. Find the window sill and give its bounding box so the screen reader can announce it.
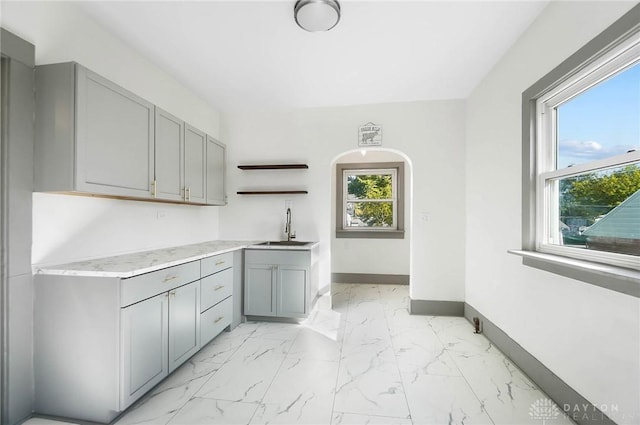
[336,229,405,239]
[508,250,640,298]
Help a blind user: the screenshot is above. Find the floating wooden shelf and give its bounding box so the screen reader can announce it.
[237,190,308,195]
[237,164,308,170]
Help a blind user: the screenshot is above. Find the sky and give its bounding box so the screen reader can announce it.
[557,62,639,169]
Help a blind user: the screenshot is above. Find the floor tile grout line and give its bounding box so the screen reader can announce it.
[165,327,261,425]
[430,318,500,425]
[115,357,220,425]
[381,285,415,424]
[329,283,352,424]
[244,324,303,424]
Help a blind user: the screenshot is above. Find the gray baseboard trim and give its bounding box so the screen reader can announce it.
[331,273,409,285]
[464,303,615,425]
[409,299,464,316]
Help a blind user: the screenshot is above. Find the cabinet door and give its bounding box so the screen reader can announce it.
[168,281,201,373]
[244,264,277,316]
[206,136,226,205]
[76,66,154,198]
[277,266,308,318]
[184,124,206,203]
[155,108,184,201]
[120,293,168,410]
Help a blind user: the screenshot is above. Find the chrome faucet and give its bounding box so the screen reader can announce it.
[285,207,296,241]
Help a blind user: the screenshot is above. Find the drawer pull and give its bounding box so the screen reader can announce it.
[215,261,225,266]
[163,275,178,283]
[214,316,225,324]
[214,285,225,291]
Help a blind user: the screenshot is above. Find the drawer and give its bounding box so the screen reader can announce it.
[201,252,233,277]
[200,268,233,312]
[200,296,232,346]
[121,261,200,307]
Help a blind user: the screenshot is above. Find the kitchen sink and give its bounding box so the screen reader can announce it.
[257,241,311,246]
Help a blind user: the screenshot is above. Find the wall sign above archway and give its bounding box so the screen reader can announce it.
[358,122,382,147]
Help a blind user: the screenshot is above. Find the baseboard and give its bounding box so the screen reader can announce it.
[331,273,409,285]
[409,299,464,316]
[464,303,616,425]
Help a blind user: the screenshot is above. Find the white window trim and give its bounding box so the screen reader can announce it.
[517,4,640,297]
[534,32,640,271]
[342,168,398,230]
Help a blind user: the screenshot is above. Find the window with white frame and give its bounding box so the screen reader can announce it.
[336,162,404,239]
[527,26,640,272]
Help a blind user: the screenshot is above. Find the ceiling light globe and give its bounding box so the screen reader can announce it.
[294,0,341,32]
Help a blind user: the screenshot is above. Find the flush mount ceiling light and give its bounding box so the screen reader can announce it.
[294,0,341,32]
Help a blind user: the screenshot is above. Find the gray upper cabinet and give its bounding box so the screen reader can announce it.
[36,62,154,198]
[184,124,207,204]
[36,62,226,206]
[207,136,226,205]
[154,108,184,201]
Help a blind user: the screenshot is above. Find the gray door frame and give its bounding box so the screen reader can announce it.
[1,53,9,425]
[1,27,36,425]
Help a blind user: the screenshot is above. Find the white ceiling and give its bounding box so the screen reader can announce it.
[77,0,550,112]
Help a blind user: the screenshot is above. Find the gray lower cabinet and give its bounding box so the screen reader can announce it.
[121,292,169,409]
[168,280,201,373]
[200,253,234,344]
[244,250,310,319]
[34,252,235,424]
[245,263,277,316]
[35,62,154,198]
[277,266,308,317]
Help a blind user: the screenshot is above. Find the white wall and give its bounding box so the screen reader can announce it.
[220,100,466,300]
[1,1,219,135]
[32,194,221,266]
[465,1,639,423]
[1,1,224,266]
[331,149,411,276]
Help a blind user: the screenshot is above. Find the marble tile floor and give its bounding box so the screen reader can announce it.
[26,284,574,425]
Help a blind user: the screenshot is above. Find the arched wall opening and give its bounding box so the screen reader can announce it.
[329,148,414,304]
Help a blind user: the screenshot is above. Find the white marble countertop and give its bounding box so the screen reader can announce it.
[34,240,259,278]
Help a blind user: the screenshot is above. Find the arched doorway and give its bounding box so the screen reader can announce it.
[328,148,414,308]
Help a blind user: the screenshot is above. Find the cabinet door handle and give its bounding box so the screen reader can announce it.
[214,316,224,324]
[214,285,225,291]
[151,180,157,198]
[163,275,177,283]
[169,290,176,296]
[185,187,191,201]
